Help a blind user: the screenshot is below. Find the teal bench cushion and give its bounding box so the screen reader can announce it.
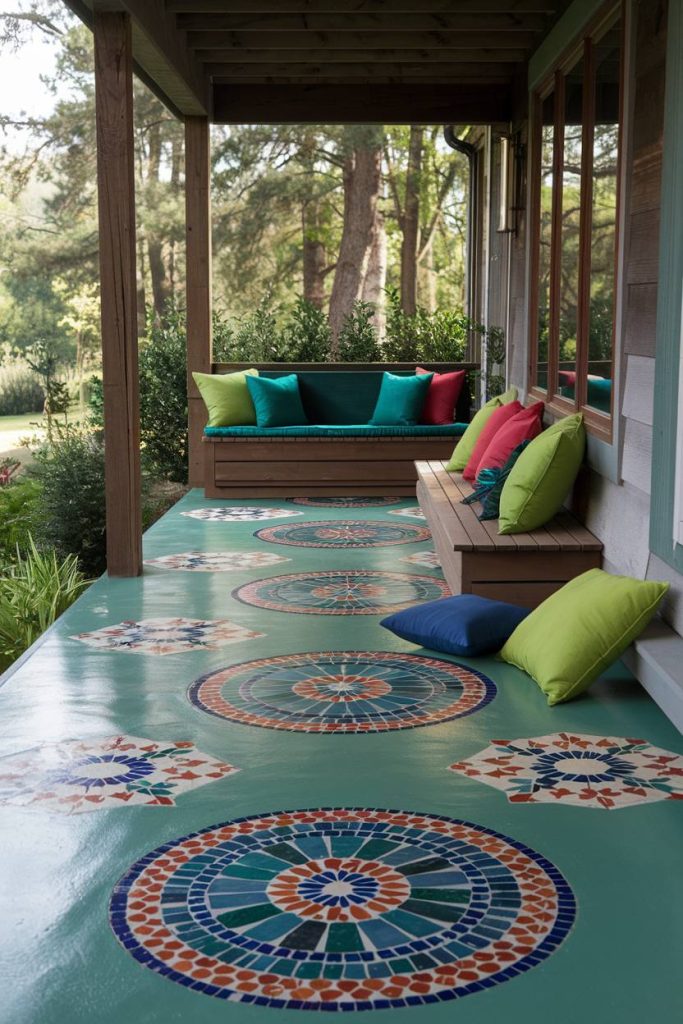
[204,423,467,438]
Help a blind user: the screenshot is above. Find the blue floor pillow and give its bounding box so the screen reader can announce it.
[381,594,530,656]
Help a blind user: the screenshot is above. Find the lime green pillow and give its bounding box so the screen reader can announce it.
[498,413,585,533]
[193,368,259,427]
[500,569,669,705]
[445,386,518,472]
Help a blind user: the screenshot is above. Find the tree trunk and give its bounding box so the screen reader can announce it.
[361,211,387,341]
[146,120,171,316]
[328,130,382,350]
[400,125,423,316]
[302,200,326,308]
[419,234,437,312]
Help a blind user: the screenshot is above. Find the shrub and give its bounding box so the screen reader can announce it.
[383,288,472,363]
[0,364,44,416]
[337,301,381,361]
[283,297,331,361]
[30,425,107,576]
[0,537,89,670]
[0,476,42,563]
[233,299,286,361]
[139,304,188,483]
[87,375,104,428]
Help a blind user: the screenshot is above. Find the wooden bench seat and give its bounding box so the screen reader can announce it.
[416,459,603,608]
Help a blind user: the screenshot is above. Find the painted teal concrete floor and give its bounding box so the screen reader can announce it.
[1,489,681,1023]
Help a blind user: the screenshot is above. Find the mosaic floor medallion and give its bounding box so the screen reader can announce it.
[388,507,426,520]
[233,571,450,616]
[291,497,402,508]
[401,550,441,569]
[110,807,575,1011]
[254,520,431,549]
[144,551,290,572]
[0,736,238,813]
[71,617,263,655]
[450,732,683,810]
[189,651,496,733]
[181,507,302,522]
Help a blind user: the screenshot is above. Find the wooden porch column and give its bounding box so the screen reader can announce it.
[185,116,212,488]
[94,10,142,577]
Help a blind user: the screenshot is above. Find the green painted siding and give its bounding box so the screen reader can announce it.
[650,0,683,573]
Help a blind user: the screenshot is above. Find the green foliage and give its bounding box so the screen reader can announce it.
[30,424,107,577]
[0,363,44,415]
[233,299,286,362]
[383,288,469,362]
[337,301,381,361]
[138,304,188,483]
[282,297,331,361]
[0,537,89,671]
[0,477,42,562]
[87,374,104,428]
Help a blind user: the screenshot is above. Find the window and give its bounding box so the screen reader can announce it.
[529,2,623,438]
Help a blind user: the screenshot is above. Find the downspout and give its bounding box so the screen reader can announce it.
[444,126,477,360]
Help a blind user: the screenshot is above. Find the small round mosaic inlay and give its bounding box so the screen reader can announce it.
[110,807,576,1012]
[291,497,402,508]
[255,520,430,548]
[188,651,496,733]
[233,570,450,615]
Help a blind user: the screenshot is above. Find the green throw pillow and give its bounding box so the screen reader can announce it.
[192,368,259,427]
[498,413,585,534]
[246,373,308,428]
[500,569,669,705]
[370,371,433,426]
[445,387,518,472]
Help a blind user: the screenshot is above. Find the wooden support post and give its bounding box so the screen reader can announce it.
[94,10,142,577]
[185,116,212,488]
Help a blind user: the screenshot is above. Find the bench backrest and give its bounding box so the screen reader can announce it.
[212,362,478,425]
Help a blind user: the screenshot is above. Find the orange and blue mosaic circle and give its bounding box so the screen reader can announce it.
[291,497,403,508]
[188,651,496,733]
[254,520,431,548]
[233,570,450,615]
[110,807,576,1012]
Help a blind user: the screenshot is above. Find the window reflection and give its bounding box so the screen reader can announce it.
[557,58,584,403]
[536,91,555,391]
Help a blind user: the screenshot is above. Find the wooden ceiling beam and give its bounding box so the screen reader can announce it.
[212,81,512,123]
[206,63,516,80]
[201,50,515,64]
[167,0,559,13]
[176,12,547,31]
[187,30,536,49]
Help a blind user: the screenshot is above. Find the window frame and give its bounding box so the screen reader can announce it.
[527,0,625,442]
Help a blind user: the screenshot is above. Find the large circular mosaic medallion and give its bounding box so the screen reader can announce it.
[254,520,431,549]
[292,497,402,508]
[110,807,576,1012]
[188,651,496,733]
[233,570,450,615]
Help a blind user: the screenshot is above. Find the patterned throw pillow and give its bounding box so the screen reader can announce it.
[461,442,530,521]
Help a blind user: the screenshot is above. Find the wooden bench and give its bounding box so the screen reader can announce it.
[416,460,603,608]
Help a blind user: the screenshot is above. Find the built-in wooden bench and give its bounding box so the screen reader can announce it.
[416,459,603,608]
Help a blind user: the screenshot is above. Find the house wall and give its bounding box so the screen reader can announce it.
[507,0,683,634]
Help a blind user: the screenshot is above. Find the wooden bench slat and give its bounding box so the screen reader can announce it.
[416,461,473,550]
[553,509,604,551]
[429,461,495,549]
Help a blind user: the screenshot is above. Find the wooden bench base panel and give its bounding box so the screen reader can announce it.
[206,437,457,498]
[417,463,603,609]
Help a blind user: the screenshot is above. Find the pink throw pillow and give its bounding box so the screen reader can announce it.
[462,401,523,480]
[475,401,545,479]
[416,366,466,425]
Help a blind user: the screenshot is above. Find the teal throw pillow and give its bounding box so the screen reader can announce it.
[370,372,433,426]
[246,373,308,428]
[467,442,531,521]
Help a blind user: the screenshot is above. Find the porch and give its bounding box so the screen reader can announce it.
[1,491,681,1022]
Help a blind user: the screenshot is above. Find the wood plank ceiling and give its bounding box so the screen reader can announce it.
[67,0,573,123]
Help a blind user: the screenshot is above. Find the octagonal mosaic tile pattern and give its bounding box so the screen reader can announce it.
[188,652,496,733]
[181,507,303,522]
[143,551,291,572]
[71,617,264,655]
[110,807,576,1012]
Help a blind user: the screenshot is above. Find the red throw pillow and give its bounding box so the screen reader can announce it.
[416,366,466,425]
[475,401,545,479]
[462,400,523,480]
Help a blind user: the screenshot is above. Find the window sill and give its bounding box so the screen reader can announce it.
[528,386,613,444]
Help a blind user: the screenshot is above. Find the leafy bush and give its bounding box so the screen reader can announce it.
[0,363,44,416]
[233,299,285,361]
[383,288,471,363]
[30,425,107,576]
[337,301,381,361]
[283,297,331,361]
[87,374,104,428]
[139,304,188,483]
[0,537,89,670]
[0,477,42,562]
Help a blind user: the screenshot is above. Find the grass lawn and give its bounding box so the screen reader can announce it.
[0,412,45,458]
